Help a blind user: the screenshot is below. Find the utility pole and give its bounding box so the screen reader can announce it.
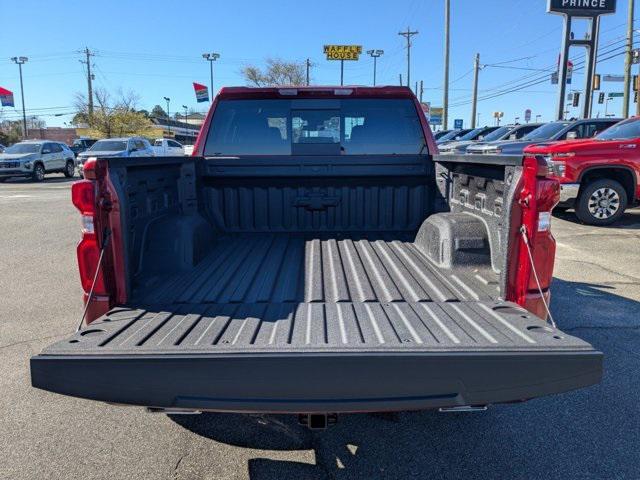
[10,56,28,138]
[201,52,220,102]
[624,0,635,117]
[305,58,311,86]
[79,47,94,116]
[164,97,171,134]
[471,53,480,128]
[366,49,384,86]
[443,0,451,129]
[399,73,403,86]
[398,27,419,88]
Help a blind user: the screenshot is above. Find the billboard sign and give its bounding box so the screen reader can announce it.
[454,119,463,129]
[430,107,443,126]
[524,109,532,122]
[323,45,362,61]
[547,0,616,17]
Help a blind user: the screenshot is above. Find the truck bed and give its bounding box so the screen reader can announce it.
[137,233,500,306]
[32,233,601,412]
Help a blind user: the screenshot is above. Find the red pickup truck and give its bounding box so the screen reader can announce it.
[30,87,601,423]
[525,117,640,226]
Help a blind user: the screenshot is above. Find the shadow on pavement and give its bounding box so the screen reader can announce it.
[170,278,640,480]
[0,175,77,185]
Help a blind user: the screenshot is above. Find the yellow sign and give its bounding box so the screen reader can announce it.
[324,45,362,61]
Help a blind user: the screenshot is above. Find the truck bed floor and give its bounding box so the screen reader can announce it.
[138,233,500,306]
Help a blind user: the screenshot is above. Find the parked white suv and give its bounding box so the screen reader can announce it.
[0,140,76,182]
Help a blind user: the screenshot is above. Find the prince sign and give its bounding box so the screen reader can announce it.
[547,0,616,17]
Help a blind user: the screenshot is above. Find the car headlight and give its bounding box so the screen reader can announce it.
[484,147,502,154]
[541,156,567,177]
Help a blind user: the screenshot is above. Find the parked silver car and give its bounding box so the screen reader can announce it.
[77,137,154,177]
[0,140,76,182]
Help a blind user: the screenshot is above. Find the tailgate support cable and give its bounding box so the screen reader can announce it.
[519,226,556,328]
[76,228,111,332]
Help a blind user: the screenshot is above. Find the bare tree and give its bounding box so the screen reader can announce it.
[241,58,306,87]
[73,88,153,138]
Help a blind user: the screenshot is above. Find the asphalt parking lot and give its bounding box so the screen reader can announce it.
[1,176,639,480]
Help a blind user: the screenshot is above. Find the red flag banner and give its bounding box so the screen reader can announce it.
[0,87,15,107]
[193,82,209,103]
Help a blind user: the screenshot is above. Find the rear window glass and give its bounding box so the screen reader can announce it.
[203,98,425,156]
[90,140,127,152]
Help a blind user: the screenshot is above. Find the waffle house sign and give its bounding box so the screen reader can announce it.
[324,45,362,61]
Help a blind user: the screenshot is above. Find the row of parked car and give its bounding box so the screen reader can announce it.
[0,136,192,182]
[435,116,640,226]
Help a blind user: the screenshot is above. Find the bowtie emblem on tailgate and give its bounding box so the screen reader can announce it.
[294,194,341,211]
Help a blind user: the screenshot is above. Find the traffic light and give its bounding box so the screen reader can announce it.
[635,91,638,104]
[572,92,580,107]
[593,74,601,91]
[634,75,640,92]
[598,92,605,104]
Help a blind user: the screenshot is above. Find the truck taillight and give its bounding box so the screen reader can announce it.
[71,179,107,296]
[71,180,95,215]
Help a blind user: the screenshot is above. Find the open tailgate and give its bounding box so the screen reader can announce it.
[31,301,602,413]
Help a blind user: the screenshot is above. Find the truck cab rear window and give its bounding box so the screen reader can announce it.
[204,99,425,156]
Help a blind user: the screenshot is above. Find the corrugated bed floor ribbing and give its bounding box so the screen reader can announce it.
[140,234,499,306]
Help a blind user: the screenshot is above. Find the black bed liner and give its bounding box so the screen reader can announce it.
[139,234,500,305]
[31,299,602,412]
[31,233,602,412]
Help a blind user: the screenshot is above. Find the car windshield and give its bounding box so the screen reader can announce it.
[459,128,486,141]
[437,130,464,142]
[482,126,512,142]
[4,143,41,154]
[90,140,127,152]
[595,119,640,140]
[523,122,570,141]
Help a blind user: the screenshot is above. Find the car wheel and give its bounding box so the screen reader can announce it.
[575,179,627,226]
[32,163,45,182]
[64,160,75,178]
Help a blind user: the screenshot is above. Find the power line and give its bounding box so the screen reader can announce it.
[449,48,627,108]
[398,27,419,89]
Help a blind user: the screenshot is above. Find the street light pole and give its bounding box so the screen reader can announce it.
[202,52,220,102]
[443,0,451,129]
[366,49,384,86]
[10,56,28,139]
[471,53,480,128]
[164,97,171,134]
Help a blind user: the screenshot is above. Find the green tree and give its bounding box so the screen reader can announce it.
[151,105,168,118]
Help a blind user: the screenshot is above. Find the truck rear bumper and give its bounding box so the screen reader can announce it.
[31,350,602,413]
[31,302,603,413]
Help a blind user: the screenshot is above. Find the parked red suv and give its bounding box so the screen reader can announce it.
[525,117,640,225]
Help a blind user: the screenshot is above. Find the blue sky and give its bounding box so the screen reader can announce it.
[0,0,636,129]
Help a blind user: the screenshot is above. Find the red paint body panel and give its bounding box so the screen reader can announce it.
[525,125,640,202]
